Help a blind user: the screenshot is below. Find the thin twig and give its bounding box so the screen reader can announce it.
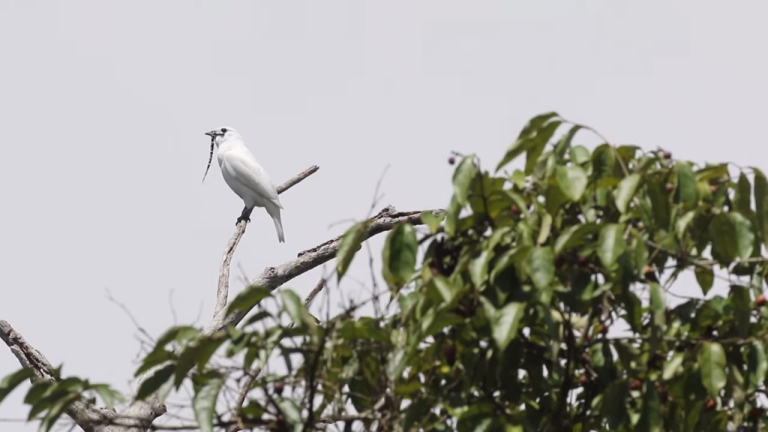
[105,288,155,344]
[304,277,327,307]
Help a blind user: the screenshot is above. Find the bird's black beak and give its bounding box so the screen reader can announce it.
[204,130,217,138]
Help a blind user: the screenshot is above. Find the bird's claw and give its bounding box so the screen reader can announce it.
[236,217,251,225]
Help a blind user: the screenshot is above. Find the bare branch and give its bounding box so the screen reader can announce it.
[304,277,327,307]
[213,165,320,318]
[106,288,155,345]
[205,205,444,336]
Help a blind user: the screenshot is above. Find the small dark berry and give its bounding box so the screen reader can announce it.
[663,151,672,159]
[706,398,716,410]
[274,381,285,396]
[630,380,642,390]
[577,256,589,266]
[665,183,675,192]
[599,324,608,335]
[444,345,457,366]
[644,266,659,282]
[511,205,521,214]
[448,156,456,165]
[579,375,588,385]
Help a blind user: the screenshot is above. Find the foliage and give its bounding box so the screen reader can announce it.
[4,112,768,431]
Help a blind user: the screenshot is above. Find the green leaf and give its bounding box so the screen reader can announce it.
[525,122,562,174]
[382,223,418,294]
[537,213,553,245]
[554,125,582,159]
[444,195,461,237]
[647,175,671,230]
[597,224,626,268]
[637,380,661,432]
[695,266,714,295]
[555,166,588,202]
[481,298,525,352]
[469,249,491,288]
[734,172,752,215]
[511,169,526,188]
[496,112,560,171]
[421,310,464,338]
[518,112,560,139]
[135,349,176,378]
[336,221,367,281]
[153,326,199,352]
[39,392,80,432]
[226,285,272,315]
[698,342,727,398]
[754,168,768,248]
[649,282,665,327]
[91,384,125,410]
[730,212,755,259]
[275,398,303,426]
[663,352,685,381]
[601,380,628,429]
[174,334,228,388]
[280,290,315,330]
[193,375,225,432]
[544,181,568,216]
[571,145,591,165]
[528,246,554,290]
[432,276,462,304]
[675,162,699,208]
[453,157,477,206]
[421,211,444,234]
[730,285,750,337]
[0,368,35,404]
[747,341,767,392]
[135,363,175,401]
[553,223,599,254]
[709,213,738,264]
[614,173,642,214]
[675,210,696,239]
[648,282,665,352]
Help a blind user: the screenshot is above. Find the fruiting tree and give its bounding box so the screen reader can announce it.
[3,112,768,432]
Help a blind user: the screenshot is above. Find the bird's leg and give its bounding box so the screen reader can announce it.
[236,206,254,225]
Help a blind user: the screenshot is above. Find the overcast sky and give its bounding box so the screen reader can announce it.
[1,1,767,429]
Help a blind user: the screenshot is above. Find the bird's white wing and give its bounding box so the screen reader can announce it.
[223,146,282,208]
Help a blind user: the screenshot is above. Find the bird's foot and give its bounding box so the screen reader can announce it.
[236,216,251,225]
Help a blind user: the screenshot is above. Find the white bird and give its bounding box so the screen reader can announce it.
[203,127,285,243]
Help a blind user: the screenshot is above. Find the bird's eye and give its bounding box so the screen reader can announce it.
[221,128,228,134]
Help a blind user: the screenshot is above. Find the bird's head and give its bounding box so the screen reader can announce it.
[204,127,240,146]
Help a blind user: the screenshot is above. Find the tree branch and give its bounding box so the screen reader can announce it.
[204,205,443,336]
[214,165,320,318]
[0,320,117,432]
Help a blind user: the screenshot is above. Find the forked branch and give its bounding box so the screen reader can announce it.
[204,204,443,335]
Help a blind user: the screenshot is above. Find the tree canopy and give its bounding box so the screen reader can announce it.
[3,112,768,432]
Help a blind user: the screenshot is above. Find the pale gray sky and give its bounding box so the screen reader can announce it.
[1,1,767,429]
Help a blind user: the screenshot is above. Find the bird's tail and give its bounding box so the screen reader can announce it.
[265,203,285,243]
